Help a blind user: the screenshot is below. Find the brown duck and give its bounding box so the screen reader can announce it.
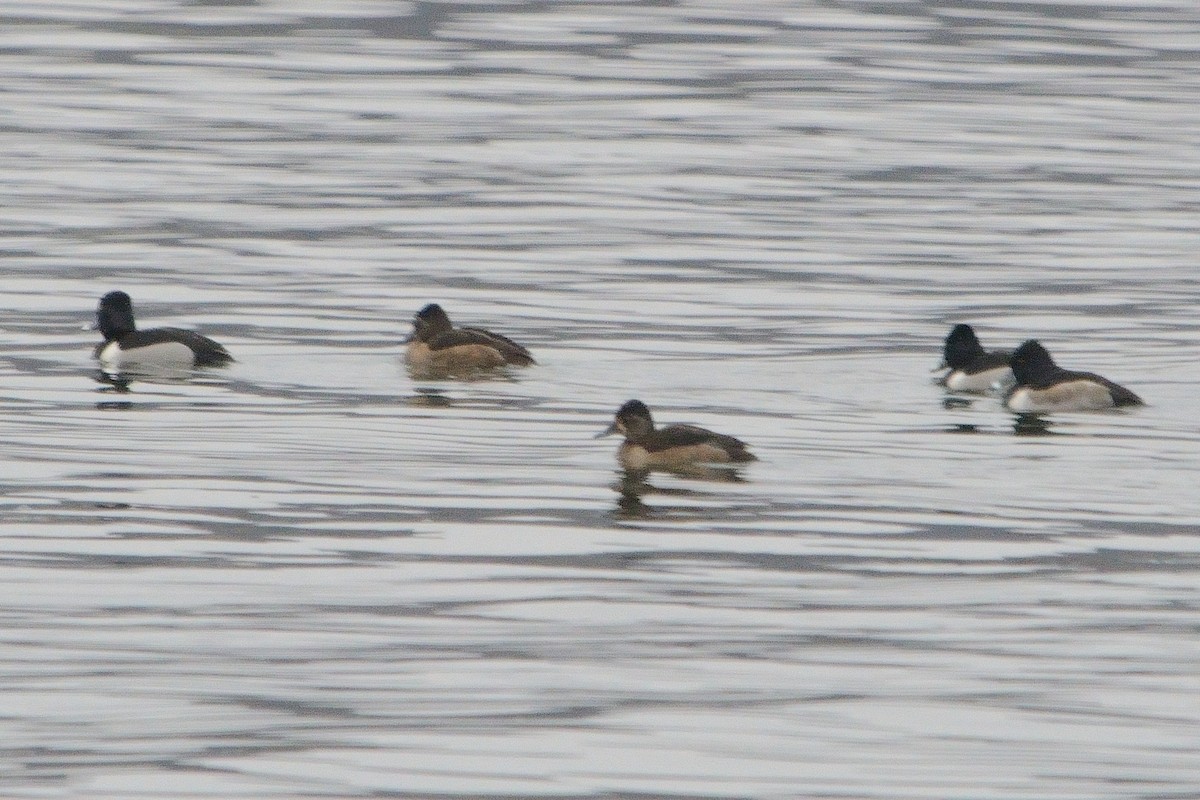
[597,400,756,470]
[405,303,535,374]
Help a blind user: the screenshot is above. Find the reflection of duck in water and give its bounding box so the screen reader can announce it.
[1011,413,1056,437]
[597,400,756,472]
[1004,340,1143,413]
[94,291,233,374]
[936,324,1012,393]
[405,387,454,408]
[405,303,535,375]
[612,470,746,519]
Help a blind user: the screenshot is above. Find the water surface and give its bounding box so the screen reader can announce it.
[2,1,1200,798]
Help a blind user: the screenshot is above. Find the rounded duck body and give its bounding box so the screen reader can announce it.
[405,303,535,375]
[939,323,1013,393]
[94,291,233,373]
[1004,339,1143,413]
[597,399,756,471]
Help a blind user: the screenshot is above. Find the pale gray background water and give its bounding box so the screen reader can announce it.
[2,1,1199,798]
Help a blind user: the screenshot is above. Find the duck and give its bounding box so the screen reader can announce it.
[405,303,535,373]
[938,323,1013,392]
[1004,339,1143,412]
[94,290,233,373]
[597,400,756,471]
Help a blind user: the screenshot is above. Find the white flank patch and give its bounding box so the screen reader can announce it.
[1004,388,1039,413]
[100,341,195,373]
[946,365,1013,393]
[1005,381,1114,413]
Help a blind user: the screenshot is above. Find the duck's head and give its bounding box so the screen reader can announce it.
[1009,339,1058,385]
[597,399,655,440]
[97,291,136,341]
[411,303,453,342]
[940,323,985,369]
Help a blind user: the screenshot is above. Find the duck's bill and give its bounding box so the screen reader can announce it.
[594,422,618,439]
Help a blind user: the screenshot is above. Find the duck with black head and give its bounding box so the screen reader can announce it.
[597,400,756,471]
[94,291,233,374]
[1004,339,1143,412]
[937,323,1013,393]
[405,303,535,375]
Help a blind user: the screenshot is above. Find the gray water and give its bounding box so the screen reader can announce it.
[2,1,1200,798]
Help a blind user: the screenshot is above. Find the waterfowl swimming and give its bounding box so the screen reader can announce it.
[94,290,233,373]
[597,400,756,471]
[938,323,1013,392]
[1004,339,1143,412]
[405,303,535,373]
